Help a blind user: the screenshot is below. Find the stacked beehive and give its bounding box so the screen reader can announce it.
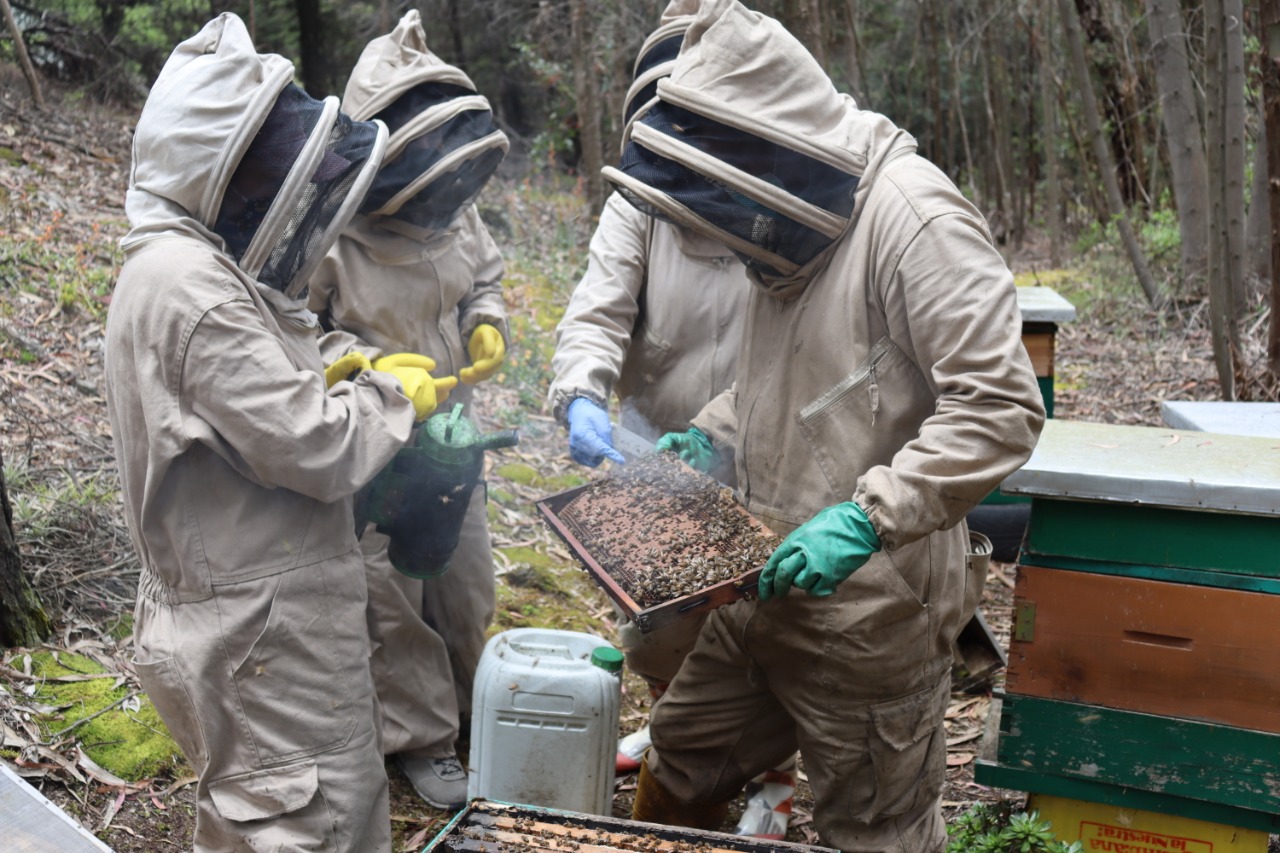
[975,419,1280,851]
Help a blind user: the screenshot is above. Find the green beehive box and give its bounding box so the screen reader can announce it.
[1002,420,1280,587]
[977,419,1280,829]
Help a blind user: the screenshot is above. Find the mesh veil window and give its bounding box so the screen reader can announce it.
[213,85,382,296]
[622,33,683,127]
[358,80,507,228]
[360,108,502,219]
[213,85,323,265]
[258,112,381,295]
[614,101,859,276]
[374,80,476,135]
[387,145,506,231]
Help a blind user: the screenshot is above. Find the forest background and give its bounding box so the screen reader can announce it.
[0,0,1278,850]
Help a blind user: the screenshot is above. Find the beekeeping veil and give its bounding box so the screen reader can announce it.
[604,0,909,297]
[343,10,509,232]
[122,13,388,303]
[620,0,699,148]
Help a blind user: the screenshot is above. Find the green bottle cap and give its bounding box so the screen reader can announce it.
[590,646,624,673]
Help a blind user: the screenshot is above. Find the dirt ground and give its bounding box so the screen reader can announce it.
[1,73,1274,852]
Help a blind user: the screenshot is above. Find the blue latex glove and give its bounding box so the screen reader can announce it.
[655,427,719,473]
[566,398,625,467]
[759,502,881,600]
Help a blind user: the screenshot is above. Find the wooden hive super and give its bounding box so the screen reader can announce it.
[975,419,1280,844]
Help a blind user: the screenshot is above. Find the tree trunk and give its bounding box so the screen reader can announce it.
[0,0,45,110]
[1040,0,1063,266]
[1205,0,1240,397]
[923,0,943,166]
[294,0,325,97]
[1144,0,1209,293]
[1246,114,1271,286]
[1074,0,1148,207]
[1223,0,1248,321]
[842,0,868,104]
[1264,0,1280,374]
[570,0,605,218]
[447,0,466,67]
[1058,0,1162,306]
[0,451,52,648]
[945,10,978,200]
[794,0,826,69]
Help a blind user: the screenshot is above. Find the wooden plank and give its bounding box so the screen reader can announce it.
[975,757,1280,833]
[1018,553,1280,596]
[1007,566,1280,732]
[1025,500,1280,577]
[994,694,1280,816]
[1021,331,1054,376]
[1029,793,1269,852]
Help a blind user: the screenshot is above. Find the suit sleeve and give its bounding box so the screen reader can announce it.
[853,201,1045,551]
[547,193,651,422]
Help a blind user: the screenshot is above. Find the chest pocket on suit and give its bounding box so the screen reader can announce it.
[796,336,933,501]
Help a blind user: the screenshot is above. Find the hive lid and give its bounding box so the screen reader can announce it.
[1161,401,1280,439]
[1016,286,1077,323]
[1002,419,1280,515]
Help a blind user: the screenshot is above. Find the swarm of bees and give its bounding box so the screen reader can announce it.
[559,453,781,608]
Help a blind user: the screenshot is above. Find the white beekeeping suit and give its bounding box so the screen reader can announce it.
[607,1,1045,850]
[307,9,509,810]
[105,14,413,853]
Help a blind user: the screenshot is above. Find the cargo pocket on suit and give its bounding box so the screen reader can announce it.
[616,325,672,398]
[133,657,208,770]
[861,677,948,821]
[798,337,930,501]
[224,564,359,763]
[209,759,334,847]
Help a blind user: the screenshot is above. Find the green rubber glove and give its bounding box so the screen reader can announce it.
[759,502,881,600]
[655,427,720,473]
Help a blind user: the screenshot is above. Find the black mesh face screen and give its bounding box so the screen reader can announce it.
[374,80,476,136]
[642,101,859,220]
[390,145,505,232]
[213,85,323,262]
[258,112,380,296]
[623,33,683,125]
[614,121,844,275]
[360,108,502,218]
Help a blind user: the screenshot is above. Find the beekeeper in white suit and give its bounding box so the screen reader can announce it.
[547,3,797,839]
[308,11,509,811]
[605,1,1045,850]
[105,14,450,852]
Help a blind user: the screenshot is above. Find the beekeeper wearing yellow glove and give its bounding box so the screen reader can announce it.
[308,10,509,812]
[105,14,414,852]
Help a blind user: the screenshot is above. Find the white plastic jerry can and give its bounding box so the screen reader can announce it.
[467,628,624,815]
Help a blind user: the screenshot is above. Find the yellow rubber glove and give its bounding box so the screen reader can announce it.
[323,351,372,388]
[371,353,459,421]
[459,324,506,385]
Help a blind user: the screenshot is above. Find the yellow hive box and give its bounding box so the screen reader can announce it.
[1029,793,1268,853]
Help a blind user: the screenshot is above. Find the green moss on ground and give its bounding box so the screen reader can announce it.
[28,651,187,781]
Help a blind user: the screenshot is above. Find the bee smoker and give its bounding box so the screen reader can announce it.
[358,403,519,579]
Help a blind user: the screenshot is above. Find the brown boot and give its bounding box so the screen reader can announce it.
[631,754,731,831]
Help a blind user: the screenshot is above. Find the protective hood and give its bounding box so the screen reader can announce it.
[122,13,388,302]
[343,10,508,233]
[604,0,915,298]
[620,0,699,148]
